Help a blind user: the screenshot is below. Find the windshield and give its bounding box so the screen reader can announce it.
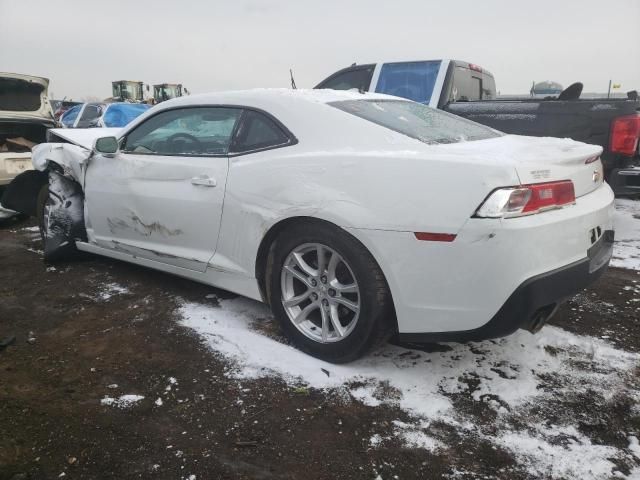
[113,82,141,101]
[374,61,441,104]
[154,85,181,101]
[103,103,150,127]
[330,99,502,144]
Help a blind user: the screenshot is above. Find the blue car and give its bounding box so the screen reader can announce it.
[59,102,150,128]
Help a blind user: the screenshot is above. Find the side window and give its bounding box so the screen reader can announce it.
[230,110,290,153]
[61,105,81,127]
[316,66,374,91]
[452,68,482,102]
[76,104,103,128]
[122,107,241,156]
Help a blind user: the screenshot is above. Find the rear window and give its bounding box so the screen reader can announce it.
[450,66,496,102]
[374,61,441,104]
[330,99,502,144]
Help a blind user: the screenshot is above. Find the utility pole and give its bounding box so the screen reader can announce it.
[607,80,612,99]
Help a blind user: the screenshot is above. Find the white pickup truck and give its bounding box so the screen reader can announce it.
[0,72,55,219]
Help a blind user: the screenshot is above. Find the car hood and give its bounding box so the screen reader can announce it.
[48,127,123,149]
[0,72,54,122]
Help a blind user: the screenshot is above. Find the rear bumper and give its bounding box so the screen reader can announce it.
[398,230,613,343]
[348,183,615,337]
[609,167,640,196]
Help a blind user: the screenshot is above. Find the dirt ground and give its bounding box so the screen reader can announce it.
[1,217,639,480]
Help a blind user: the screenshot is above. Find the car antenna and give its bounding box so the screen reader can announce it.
[290,69,297,90]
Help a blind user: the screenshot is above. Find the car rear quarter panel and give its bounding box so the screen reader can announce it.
[212,145,520,284]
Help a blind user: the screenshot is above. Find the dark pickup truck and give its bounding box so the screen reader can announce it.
[316,60,640,195]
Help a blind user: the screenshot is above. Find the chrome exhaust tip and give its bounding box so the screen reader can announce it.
[526,304,558,334]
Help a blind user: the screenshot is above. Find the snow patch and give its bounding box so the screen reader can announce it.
[369,434,384,448]
[350,385,382,407]
[178,298,637,414]
[101,394,144,408]
[97,282,129,301]
[178,296,640,478]
[392,420,443,452]
[629,436,640,460]
[497,425,620,480]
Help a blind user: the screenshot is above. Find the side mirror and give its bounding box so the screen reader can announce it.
[93,136,119,157]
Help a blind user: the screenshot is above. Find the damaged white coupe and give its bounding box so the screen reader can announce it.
[3,89,615,362]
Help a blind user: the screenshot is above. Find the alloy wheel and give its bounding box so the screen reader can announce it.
[280,243,361,343]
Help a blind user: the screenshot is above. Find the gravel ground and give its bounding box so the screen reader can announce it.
[1,217,639,480]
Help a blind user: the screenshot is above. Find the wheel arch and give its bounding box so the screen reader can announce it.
[254,215,398,332]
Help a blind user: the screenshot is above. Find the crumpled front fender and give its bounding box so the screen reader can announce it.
[32,143,91,182]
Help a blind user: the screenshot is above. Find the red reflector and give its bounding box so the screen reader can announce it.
[414,232,457,242]
[610,114,640,156]
[521,180,575,213]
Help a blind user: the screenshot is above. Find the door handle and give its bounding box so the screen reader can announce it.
[191,175,217,187]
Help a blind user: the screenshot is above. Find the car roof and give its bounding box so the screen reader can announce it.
[156,88,394,109]
[127,88,399,132]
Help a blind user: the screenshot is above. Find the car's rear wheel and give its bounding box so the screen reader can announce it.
[267,222,393,363]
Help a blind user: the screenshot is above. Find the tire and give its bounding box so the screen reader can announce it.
[36,182,79,263]
[267,221,394,363]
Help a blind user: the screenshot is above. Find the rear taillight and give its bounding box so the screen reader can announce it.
[475,180,575,218]
[610,114,640,156]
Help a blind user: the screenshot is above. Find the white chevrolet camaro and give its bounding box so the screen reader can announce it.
[19,89,613,362]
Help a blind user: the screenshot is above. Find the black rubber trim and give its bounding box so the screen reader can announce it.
[398,230,614,343]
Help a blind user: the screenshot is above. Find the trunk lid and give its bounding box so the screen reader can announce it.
[0,72,54,121]
[496,135,604,198]
[429,134,604,198]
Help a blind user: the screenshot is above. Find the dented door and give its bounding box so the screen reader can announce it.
[83,107,242,272]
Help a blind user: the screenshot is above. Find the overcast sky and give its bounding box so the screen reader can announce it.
[2,0,639,100]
